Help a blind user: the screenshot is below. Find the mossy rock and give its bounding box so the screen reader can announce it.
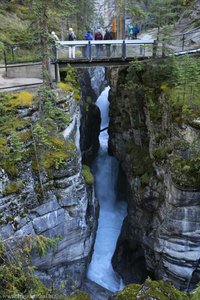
[67,290,90,300]
[3,180,23,196]
[0,159,19,177]
[115,278,189,300]
[42,150,70,170]
[73,88,81,101]
[57,82,74,92]
[82,164,94,185]
[9,91,33,108]
[114,283,141,299]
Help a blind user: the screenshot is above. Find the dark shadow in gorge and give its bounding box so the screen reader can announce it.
[112,217,149,285]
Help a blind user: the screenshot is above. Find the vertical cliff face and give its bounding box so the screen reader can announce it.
[78,67,106,165]
[0,87,98,293]
[108,60,200,291]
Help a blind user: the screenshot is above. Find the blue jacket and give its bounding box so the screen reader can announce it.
[134,24,140,33]
[84,32,93,40]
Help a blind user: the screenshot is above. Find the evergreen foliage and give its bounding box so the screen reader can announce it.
[0,235,60,298]
[126,55,200,188]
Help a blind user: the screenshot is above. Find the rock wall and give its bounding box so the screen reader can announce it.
[0,88,98,293]
[108,64,200,291]
[78,67,106,165]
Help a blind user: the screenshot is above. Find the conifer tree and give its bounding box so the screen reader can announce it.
[27,0,74,86]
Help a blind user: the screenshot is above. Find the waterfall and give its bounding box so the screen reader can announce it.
[87,86,127,292]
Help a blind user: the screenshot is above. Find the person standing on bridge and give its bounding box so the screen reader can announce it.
[128,24,134,39]
[84,30,93,59]
[68,28,76,58]
[104,29,112,57]
[95,29,103,58]
[133,24,140,39]
[51,31,59,43]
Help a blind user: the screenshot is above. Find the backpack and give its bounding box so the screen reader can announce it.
[68,32,75,41]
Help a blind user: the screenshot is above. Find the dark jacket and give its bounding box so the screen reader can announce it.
[68,32,76,41]
[104,31,112,40]
[134,24,140,34]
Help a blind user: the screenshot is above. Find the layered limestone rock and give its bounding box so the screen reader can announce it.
[108,64,200,291]
[0,89,98,293]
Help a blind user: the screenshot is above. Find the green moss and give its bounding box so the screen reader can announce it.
[116,283,141,299]
[59,65,81,102]
[67,290,90,300]
[38,136,76,170]
[0,159,19,177]
[73,88,81,101]
[0,91,34,113]
[116,278,189,300]
[42,150,70,170]
[0,136,10,156]
[82,165,94,185]
[3,180,23,196]
[9,91,33,108]
[57,82,74,92]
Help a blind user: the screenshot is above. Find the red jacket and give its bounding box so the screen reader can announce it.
[95,32,103,40]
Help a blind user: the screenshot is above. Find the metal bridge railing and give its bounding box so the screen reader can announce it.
[56,39,156,61]
[172,26,200,51]
[3,43,40,65]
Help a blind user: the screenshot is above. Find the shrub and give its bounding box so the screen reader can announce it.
[153,146,173,161]
[170,155,200,188]
[0,235,61,299]
[141,172,150,186]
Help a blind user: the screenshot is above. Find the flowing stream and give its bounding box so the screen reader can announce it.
[87,86,127,292]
